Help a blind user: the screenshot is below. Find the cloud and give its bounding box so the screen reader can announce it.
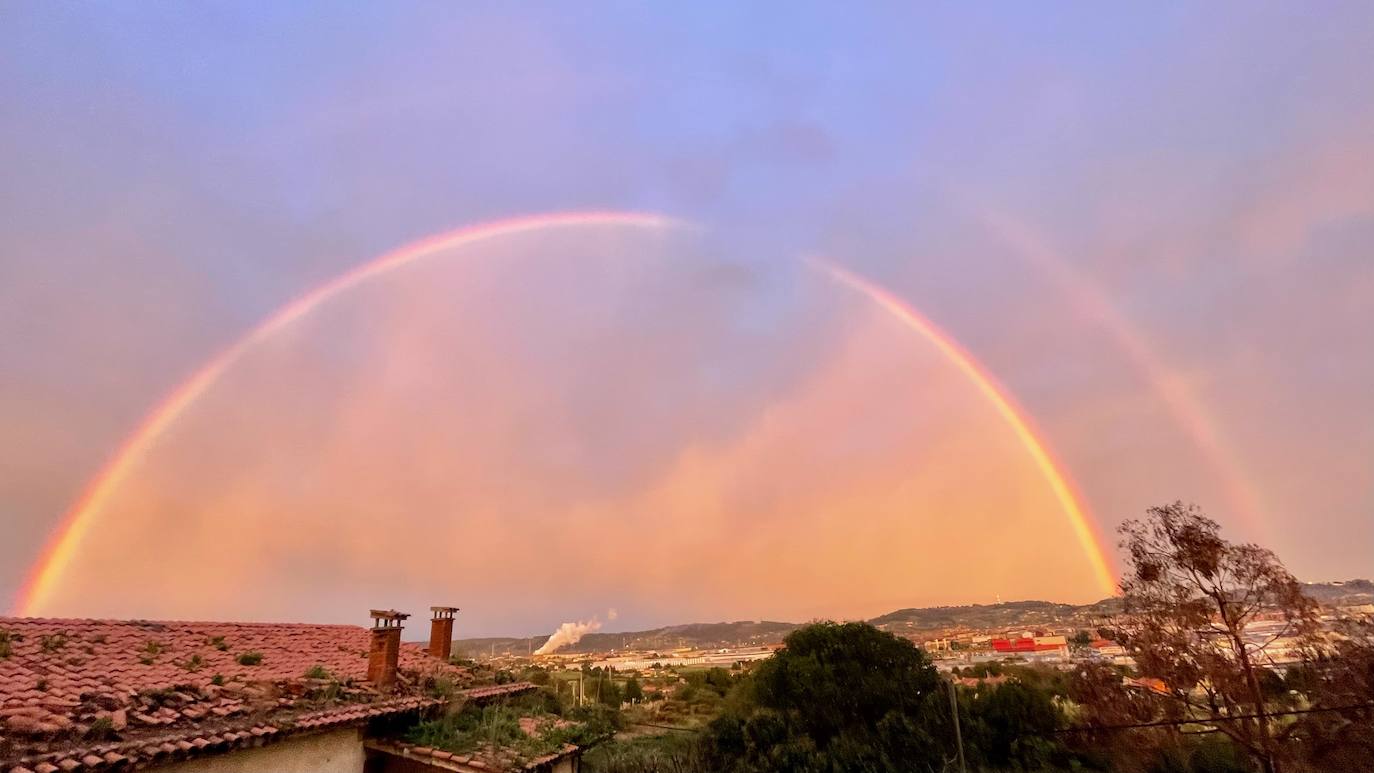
[32,241,1108,628]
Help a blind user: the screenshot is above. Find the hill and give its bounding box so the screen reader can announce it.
[451,580,1369,656]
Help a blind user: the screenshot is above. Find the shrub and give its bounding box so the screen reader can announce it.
[86,717,115,740]
[0,629,18,659]
[41,633,69,653]
[237,651,263,666]
[428,676,459,699]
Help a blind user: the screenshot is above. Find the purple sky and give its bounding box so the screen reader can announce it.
[2,4,1372,635]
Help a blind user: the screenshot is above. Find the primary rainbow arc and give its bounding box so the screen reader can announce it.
[17,211,1117,615]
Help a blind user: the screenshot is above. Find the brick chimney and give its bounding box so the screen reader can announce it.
[429,606,459,661]
[367,609,409,689]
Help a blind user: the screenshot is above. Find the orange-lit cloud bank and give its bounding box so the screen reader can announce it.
[19,213,1115,629]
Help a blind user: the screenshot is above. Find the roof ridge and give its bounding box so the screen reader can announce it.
[0,617,366,628]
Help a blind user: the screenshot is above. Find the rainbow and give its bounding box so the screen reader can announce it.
[811,258,1117,595]
[975,208,1269,541]
[16,211,683,615]
[16,212,1116,614]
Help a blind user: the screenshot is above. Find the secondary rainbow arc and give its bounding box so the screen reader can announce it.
[975,207,1268,541]
[17,211,1117,615]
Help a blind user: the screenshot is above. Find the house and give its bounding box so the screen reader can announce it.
[989,635,1067,654]
[0,607,570,773]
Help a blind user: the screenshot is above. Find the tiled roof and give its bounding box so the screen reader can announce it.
[7,696,440,773]
[0,616,470,771]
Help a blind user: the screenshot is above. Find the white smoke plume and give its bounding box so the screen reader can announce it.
[606,608,618,621]
[534,618,602,655]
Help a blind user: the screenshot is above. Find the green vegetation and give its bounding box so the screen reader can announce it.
[140,639,165,663]
[584,732,710,773]
[304,663,330,680]
[580,502,1374,772]
[237,650,263,666]
[406,696,611,766]
[179,653,205,672]
[40,632,69,653]
[208,635,229,651]
[427,675,460,699]
[0,629,20,659]
[86,717,115,740]
[210,673,225,686]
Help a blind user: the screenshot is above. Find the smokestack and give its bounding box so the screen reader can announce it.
[429,606,459,661]
[368,609,409,689]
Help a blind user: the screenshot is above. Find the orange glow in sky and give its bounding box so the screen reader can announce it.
[21,221,1113,631]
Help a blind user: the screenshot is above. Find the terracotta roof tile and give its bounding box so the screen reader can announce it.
[1,616,468,770]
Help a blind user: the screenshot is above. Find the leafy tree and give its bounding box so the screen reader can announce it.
[1287,614,1374,769]
[623,676,644,703]
[1107,502,1318,773]
[594,676,623,707]
[703,622,952,771]
[703,667,734,696]
[750,622,942,747]
[963,681,1065,770]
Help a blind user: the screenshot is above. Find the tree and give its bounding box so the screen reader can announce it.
[704,622,952,771]
[594,676,623,707]
[965,681,1065,770]
[750,622,942,749]
[1107,502,1318,773]
[1070,629,1093,650]
[1286,614,1374,769]
[623,676,644,703]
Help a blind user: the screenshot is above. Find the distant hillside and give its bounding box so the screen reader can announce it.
[452,580,1368,656]
[1302,579,1374,606]
[453,621,797,658]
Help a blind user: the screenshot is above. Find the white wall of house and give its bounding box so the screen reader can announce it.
[154,728,365,773]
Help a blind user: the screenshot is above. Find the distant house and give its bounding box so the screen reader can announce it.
[989,635,1067,654]
[0,607,567,773]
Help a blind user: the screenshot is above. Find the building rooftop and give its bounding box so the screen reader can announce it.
[0,615,479,773]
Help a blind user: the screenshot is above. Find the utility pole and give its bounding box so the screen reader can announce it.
[948,678,967,773]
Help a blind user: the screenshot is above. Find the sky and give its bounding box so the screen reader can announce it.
[2,3,1372,637]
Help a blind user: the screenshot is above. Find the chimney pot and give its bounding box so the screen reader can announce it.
[429,606,459,661]
[367,610,409,689]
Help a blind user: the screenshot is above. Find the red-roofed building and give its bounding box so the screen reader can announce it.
[990,635,1068,654]
[0,608,544,773]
